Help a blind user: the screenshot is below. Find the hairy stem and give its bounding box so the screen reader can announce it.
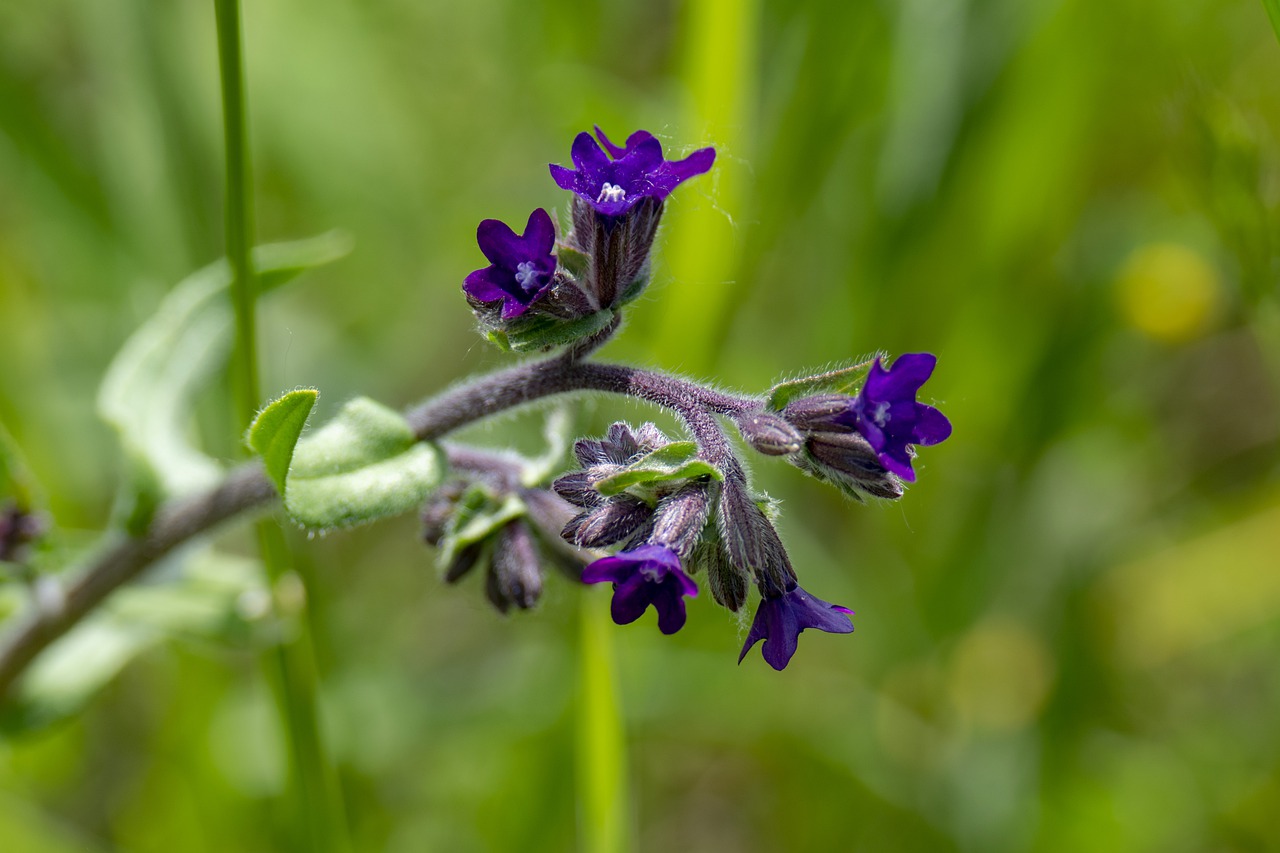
[0,357,759,699]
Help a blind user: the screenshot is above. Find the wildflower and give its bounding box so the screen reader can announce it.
[738,583,854,671]
[840,353,951,481]
[581,543,698,634]
[463,208,558,320]
[549,128,715,219]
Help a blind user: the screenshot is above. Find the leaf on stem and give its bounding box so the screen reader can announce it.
[247,389,319,493]
[764,357,879,411]
[592,441,721,497]
[283,397,445,530]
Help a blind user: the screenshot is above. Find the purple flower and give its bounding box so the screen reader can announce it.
[463,208,558,320]
[738,584,855,671]
[549,127,715,218]
[841,353,952,482]
[581,543,698,635]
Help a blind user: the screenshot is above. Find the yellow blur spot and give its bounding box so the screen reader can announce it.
[1115,243,1222,343]
[946,618,1054,731]
[1096,501,1280,668]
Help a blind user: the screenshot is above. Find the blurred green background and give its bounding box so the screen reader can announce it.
[3,0,1280,850]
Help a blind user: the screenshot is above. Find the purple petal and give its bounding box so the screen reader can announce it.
[655,147,716,192]
[549,163,579,193]
[522,208,556,255]
[877,446,916,482]
[739,585,855,671]
[463,267,511,304]
[610,572,654,625]
[912,404,952,446]
[651,580,690,635]
[582,554,634,585]
[475,218,523,268]
[593,126,628,159]
[865,353,936,401]
[570,131,610,176]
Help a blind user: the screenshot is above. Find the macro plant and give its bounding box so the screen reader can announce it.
[0,124,953,718]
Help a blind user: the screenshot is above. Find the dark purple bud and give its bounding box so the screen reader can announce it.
[463,208,558,320]
[738,583,854,671]
[532,271,597,320]
[781,394,854,433]
[698,539,748,612]
[805,432,904,501]
[443,541,486,584]
[581,544,698,634]
[736,412,804,456]
[564,496,653,549]
[552,471,601,508]
[632,423,670,452]
[716,482,796,590]
[649,483,713,559]
[842,353,952,482]
[487,521,542,613]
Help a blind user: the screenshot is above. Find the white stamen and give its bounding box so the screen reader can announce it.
[872,401,891,427]
[514,261,541,291]
[596,182,627,204]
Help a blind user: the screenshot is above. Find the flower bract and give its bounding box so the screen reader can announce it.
[581,543,698,634]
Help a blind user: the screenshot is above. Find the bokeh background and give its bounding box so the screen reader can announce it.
[3,0,1280,850]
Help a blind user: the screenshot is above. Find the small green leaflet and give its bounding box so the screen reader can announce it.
[246,389,319,493]
[592,441,721,498]
[276,397,445,530]
[437,484,526,568]
[487,309,616,354]
[764,357,878,411]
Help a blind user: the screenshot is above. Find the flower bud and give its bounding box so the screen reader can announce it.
[699,539,748,612]
[443,541,486,584]
[781,394,853,432]
[551,471,600,508]
[736,412,803,456]
[716,481,796,590]
[649,483,713,559]
[0,503,45,564]
[487,521,542,612]
[563,495,653,549]
[804,432,904,501]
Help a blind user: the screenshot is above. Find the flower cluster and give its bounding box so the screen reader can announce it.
[463,127,714,352]
[444,126,952,671]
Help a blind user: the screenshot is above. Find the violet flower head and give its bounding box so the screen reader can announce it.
[581,543,698,635]
[738,584,855,671]
[463,208,558,320]
[549,127,715,218]
[842,353,952,482]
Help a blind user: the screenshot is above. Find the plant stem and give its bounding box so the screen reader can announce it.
[577,597,630,853]
[214,0,258,420]
[0,358,761,699]
[214,4,346,851]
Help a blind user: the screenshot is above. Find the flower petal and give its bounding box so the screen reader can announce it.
[582,554,634,585]
[475,218,523,268]
[912,404,952,446]
[522,208,557,256]
[651,579,690,634]
[463,267,512,304]
[610,572,653,625]
[868,353,936,401]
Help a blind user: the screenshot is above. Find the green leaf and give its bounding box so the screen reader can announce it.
[764,357,879,411]
[97,232,351,500]
[284,397,445,529]
[593,442,722,498]
[247,389,319,493]
[437,484,526,567]
[496,309,616,354]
